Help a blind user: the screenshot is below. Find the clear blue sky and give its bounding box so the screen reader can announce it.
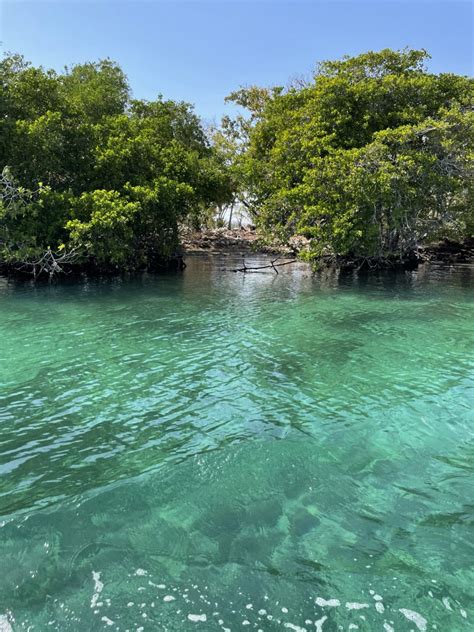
[1,0,472,122]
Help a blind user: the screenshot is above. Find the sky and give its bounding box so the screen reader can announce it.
[0,0,472,122]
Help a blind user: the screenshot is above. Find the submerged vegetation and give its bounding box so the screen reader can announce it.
[0,48,472,277]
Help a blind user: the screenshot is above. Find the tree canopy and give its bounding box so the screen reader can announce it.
[0,54,231,274]
[0,48,472,276]
[226,49,473,263]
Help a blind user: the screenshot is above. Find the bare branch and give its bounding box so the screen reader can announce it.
[229,256,297,273]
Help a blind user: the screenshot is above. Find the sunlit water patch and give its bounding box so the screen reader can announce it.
[0,258,473,630]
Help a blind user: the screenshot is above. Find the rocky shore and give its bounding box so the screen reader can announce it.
[180,227,304,256]
[181,228,474,268]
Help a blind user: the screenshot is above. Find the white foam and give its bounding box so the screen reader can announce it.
[134,568,147,576]
[148,580,163,588]
[163,595,175,602]
[315,597,340,607]
[284,624,306,632]
[383,624,394,632]
[91,571,104,609]
[0,616,12,632]
[442,597,452,611]
[188,613,207,622]
[375,601,385,614]
[101,616,114,626]
[399,608,427,631]
[314,615,328,631]
[282,607,289,613]
[460,608,467,618]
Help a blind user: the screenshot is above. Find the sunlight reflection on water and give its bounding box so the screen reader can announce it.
[0,258,473,630]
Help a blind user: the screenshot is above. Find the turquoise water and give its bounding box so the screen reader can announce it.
[0,257,473,632]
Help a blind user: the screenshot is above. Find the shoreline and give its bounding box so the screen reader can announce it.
[182,228,474,268]
[1,232,472,282]
[180,227,294,256]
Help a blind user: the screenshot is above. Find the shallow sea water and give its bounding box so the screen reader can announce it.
[0,256,473,631]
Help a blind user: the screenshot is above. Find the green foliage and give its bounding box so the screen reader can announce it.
[1,48,472,273]
[228,48,474,261]
[66,190,140,266]
[0,54,231,273]
[60,59,130,121]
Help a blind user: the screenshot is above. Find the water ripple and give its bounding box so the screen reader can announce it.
[0,259,473,629]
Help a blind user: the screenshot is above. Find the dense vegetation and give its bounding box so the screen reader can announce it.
[0,54,232,275]
[225,49,473,264]
[0,49,472,276]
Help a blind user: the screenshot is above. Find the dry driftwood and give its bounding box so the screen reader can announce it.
[17,247,81,280]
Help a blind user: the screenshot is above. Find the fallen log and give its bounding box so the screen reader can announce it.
[229,256,297,273]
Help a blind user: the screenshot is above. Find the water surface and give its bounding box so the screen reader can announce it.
[0,257,473,631]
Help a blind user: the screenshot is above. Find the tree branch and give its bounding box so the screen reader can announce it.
[230,256,297,273]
